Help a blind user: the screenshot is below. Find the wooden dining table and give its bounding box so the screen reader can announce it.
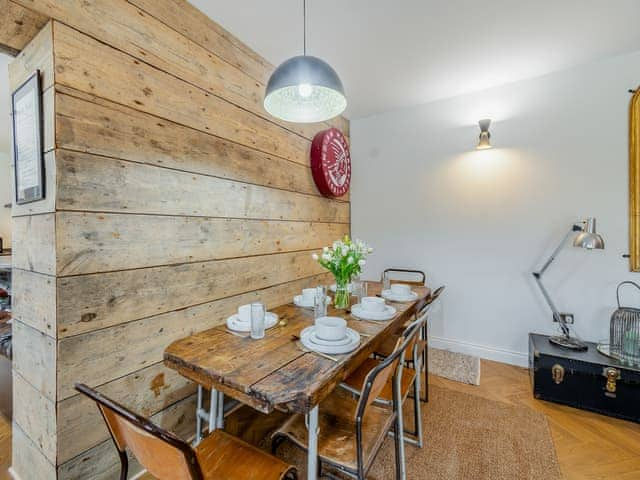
[164,281,430,480]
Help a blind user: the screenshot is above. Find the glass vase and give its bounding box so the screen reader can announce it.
[334,280,351,310]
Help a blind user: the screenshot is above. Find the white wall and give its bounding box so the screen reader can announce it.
[351,50,640,366]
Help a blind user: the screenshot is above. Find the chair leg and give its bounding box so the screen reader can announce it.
[413,376,423,448]
[393,419,402,480]
[422,339,429,403]
[271,434,286,455]
[117,450,128,480]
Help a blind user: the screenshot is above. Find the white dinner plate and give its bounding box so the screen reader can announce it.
[351,304,397,321]
[226,312,278,332]
[381,289,419,303]
[293,295,332,309]
[307,330,353,347]
[301,326,360,354]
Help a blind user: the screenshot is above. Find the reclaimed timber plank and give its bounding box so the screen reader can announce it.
[51,21,311,164]
[57,250,324,338]
[11,423,57,480]
[11,268,56,336]
[12,319,57,401]
[13,372,57,462]
[0,1,49,56]
[56,211,348,275]
[11,213,56,275]
[7,18,53,89]
[54,90,323,197]
[55,149,350,223]
[56,273,332,399]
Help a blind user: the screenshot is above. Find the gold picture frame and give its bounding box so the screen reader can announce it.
[630,88,640,271]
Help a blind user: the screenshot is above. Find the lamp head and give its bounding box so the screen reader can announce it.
[573,217,604,249]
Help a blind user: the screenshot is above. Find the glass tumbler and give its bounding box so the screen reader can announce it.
[314,286,328,319]
[359,282,368,302]
[382,272,391,292]
[250,302,266,339]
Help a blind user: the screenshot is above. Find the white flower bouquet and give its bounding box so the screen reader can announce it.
[312,236,373,309]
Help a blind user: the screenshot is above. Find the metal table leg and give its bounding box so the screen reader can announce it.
[306,405,319,480]
[209,387,219,434]
[216,390,224,429]
[195,385,204,445]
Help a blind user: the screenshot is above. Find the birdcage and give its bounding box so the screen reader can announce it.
[609,281,640,366]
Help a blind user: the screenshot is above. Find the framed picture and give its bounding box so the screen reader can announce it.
[11,71,44,205]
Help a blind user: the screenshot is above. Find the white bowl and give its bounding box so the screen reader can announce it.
[314,316,347,341]
[361,296,386,312]
[237,304,252,323]
[390,283,412,297]
[302,288,316,303]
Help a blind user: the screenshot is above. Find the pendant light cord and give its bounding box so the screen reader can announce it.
[303,0,307,56]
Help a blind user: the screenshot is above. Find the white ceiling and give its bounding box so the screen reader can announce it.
[190,0,640,119]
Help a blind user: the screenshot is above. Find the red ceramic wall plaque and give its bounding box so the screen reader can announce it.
[310,128,351,198]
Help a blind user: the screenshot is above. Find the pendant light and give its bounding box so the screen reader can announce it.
[264,0,347,123]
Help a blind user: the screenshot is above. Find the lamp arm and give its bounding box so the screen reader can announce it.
[532,224,582,337]
[536,224,582,276]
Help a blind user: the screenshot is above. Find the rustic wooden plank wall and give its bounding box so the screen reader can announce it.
[6,1,349,478]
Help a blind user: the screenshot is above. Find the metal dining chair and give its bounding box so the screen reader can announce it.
[340,313,429,448]
[382,268,426,287]
[375,286,446,403]
[75,384,297,480]
[272,322,422,480]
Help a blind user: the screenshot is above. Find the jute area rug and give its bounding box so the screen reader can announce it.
[275,385,562,480]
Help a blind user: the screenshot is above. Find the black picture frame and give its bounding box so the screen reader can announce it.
[11,71,44,205]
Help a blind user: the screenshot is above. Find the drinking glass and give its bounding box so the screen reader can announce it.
[352,278,362,303]
[359,281,368,302]
[382,272,391,291]
[314,286,328,318]
[250,302,266,339]
[353,279,368,304]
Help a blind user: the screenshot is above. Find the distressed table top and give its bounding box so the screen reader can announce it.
[164,282,429,414]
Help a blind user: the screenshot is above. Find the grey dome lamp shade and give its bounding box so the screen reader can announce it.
[573,217,605,249]
[264,0,347,123]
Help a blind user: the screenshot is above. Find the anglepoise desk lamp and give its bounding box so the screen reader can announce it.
[532,218,605,351]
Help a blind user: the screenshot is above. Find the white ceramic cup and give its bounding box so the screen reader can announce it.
[390,283,412,297]
[238,304,252,323]
[361,296,386,312]
[314,316,347,341]
[302,288,316,303]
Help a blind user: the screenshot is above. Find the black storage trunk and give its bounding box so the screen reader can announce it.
[529,333,640,423]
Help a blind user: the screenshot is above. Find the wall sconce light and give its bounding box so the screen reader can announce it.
[476,118,492,150]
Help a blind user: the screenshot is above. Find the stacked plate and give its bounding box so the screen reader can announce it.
[381,283,419,302]
[301,317,360,354]
[226,304,279,332]
[352,296,396,321]
[294,292,332,309]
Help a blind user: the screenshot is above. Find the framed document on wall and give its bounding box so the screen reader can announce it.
[11,71,44,205]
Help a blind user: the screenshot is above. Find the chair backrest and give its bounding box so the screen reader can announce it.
[355,320,422,419]
[75,384,203,480]
[415,285,445,318]
[383,268,426,286]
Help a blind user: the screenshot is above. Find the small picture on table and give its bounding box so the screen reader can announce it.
[11,71,44,205]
